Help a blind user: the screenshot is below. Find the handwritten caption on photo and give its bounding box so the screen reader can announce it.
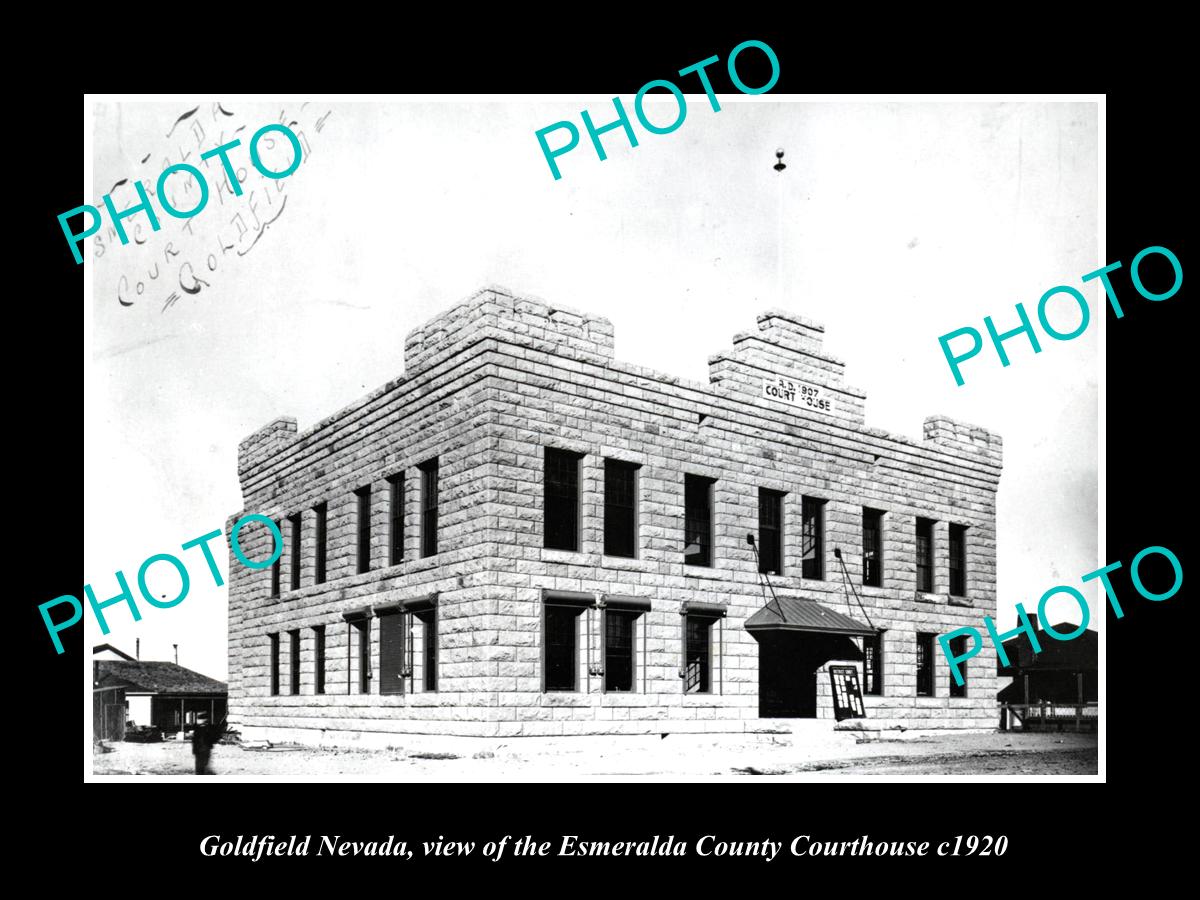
[67,103,333,314]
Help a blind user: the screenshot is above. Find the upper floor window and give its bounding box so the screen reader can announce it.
[684,475,716,567]
[916,517,935,593]
[288,512,302,591]
[355,485,372,574]
[604,459,639,558]
[758,488,785,575]
[313,503,327,585]
[949,523,967,597]
[863,508,884,587]
[419,458,439,557]
[544,447,582,552]
[270,520,281,598]
[387,473,405,566]
[801,497,826,579]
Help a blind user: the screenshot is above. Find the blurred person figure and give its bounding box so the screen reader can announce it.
[192,712,216,775]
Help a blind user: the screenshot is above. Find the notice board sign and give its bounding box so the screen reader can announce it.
[829,665,866,721]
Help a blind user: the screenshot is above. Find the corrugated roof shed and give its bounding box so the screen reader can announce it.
[94,661,227,695]
[997,625,1098,674]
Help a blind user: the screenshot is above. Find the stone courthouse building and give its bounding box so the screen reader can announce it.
[228,286,1003,743]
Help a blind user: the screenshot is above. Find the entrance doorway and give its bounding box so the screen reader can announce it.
[754,632,863,718]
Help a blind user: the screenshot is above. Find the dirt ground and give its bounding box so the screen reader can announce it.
[92,730,1097,778]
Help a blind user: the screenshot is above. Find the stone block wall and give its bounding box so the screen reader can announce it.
[228,286,1003,742]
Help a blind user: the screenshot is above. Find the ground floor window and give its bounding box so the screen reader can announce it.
[681,603,726,694]
[863,631,884,696]
[605,611,636,691]
[543,594,593,692]
[949,634,968,698]
[269,633,280,696]
[343,612,373,694]
[419,608,438,692]
[916,632,935,697]
[378,610,405,695]
[602,599,650,692]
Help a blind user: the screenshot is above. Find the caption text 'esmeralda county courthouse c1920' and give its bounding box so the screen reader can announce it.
[227,286,1003,745]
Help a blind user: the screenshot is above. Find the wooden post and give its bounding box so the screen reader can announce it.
[179,698,185,738]
[1076,672,1083,732]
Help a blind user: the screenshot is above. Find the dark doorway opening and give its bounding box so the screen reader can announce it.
[754,632,863,718]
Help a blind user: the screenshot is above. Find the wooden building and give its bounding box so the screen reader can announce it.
[997,621,1097,704]
[93,653,227,737]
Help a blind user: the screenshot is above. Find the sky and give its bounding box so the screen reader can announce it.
[85,98,1099,680]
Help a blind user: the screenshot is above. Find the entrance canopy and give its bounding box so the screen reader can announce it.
[745,597,876,637]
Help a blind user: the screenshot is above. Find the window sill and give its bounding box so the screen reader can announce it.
[541,548,594,566]
[914,591,945,604]
[601,555,654,571]
[405,556,442,574]
[682,566,725,581]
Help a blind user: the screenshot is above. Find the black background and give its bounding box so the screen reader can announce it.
[20,22,1187,881]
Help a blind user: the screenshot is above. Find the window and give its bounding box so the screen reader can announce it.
[544,447,582,551]
[684,475,715,567]
[543,600,585,691]
[354,619,371,693]
[387,473,405,566]
[289,629,300,695]
[863,631,884,696]
[270,520,281,598]
[604,610,637,692]
[604,459,639,558]
[916,517,935,593]
[949,634,968,697]
[268,633,280,696]
[288,512,302,590]
[313,625,326,694]
[801,497,825,579]
[684,615,717,693]
[314,503,327,585]
[418,608,438,692]
[863,508,884,587]
[419,458,439,557]
[378,610,405,695]
[758,488,784,574]
[355,485,372,574]
[916,632,935,697]
[949,524,967,597]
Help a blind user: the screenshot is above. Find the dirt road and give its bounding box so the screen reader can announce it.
[93,731,1097,778]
